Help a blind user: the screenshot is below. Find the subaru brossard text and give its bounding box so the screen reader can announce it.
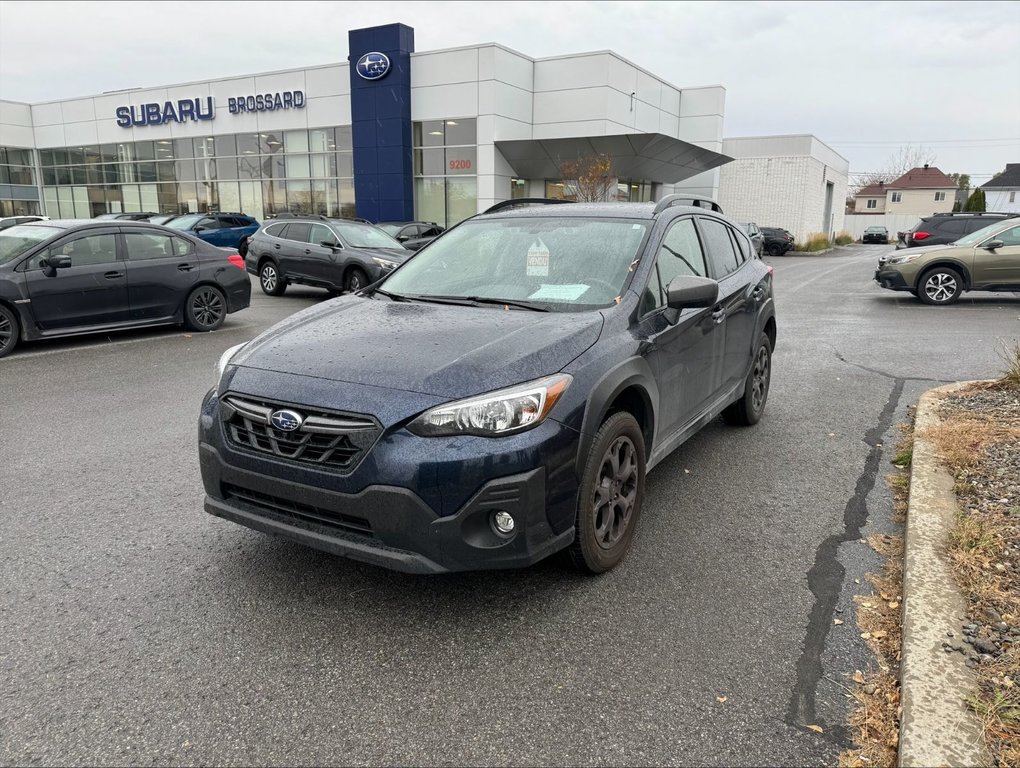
[198,198,777,574]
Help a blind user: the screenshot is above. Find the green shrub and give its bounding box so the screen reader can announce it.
[795,233,830,252]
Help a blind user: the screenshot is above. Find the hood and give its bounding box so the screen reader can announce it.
[232,295,604,399]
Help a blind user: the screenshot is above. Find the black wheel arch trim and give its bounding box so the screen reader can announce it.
[915,260,972,290]
[573,357,659,480]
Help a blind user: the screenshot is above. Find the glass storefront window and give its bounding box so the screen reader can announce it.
[337,152,353,177]
[134,142,155,161]
[239,181,264,219]
[66,147,85,165]
[284,130,309,154]
[335,126,352,152]
[445,147,475,175]
[173,139,193,159]
[157,162,176,183]
[309,128,334,153]
[236,134,260,155]
[511,178,528,199]
[444,119,476,146]
[6,147,34,165]
[237,156,261,180]
[285,154,310,178]
[415,177,446,225]
[414,148,445,176]
[414,121,446,147]
[287,179,312,213]
[261,133,284,154]
[217,181,241,214]
[193,137,216,159]
[216,157,238,180]
[446,177,477,224]
[154,140,175,160]
[175,159,197,182]
[137,162,156,183]
[214,135,236,157]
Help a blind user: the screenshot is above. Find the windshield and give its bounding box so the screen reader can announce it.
[0,225,61,265]
[164,215,203,230]
[865,226,886,233]
[333,222,403,249]
[376,223,401,235]
[380,217,651,311]
[951,220,1011,247]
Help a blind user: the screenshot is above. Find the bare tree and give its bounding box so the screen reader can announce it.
[558,152,616,202]
[849,144,938,196]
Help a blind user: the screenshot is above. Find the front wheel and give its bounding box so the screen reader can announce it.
[259,260,286,296]
[569,412,646,574]
[183,285,226,331]
[917,266,963,305]
[722,333,772,426]
[767,244,783,258]
[345,267,369,293]
[0,304,20,359]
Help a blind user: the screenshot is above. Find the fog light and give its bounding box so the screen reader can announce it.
[492,511,515,535]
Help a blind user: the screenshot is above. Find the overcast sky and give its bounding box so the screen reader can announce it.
[1,0,1018,183]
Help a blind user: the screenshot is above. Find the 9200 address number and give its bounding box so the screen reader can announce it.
[448,159,472,171]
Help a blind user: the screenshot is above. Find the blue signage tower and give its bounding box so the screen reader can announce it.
[348,23,415,223]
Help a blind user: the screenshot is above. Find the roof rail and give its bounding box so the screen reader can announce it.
[482,198,575,215]
[652,194,724,214]
[930,211,1017,218]
[271,212,330,221]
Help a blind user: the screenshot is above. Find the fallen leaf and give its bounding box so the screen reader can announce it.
[834,619,844,625]
[853,670,866,684]
[806,724,824,733]
[861,632,872,639]
[888,602,899,609]
[872,630,888,639]
[1003,677,1014,688]
[717,696,727,703]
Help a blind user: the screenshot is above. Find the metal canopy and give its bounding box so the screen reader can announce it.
[494,133,732,184]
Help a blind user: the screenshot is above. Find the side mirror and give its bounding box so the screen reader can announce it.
[982,240,1004,251]
[666,275,719,311]
[320,240,339,249]
[396,234,409,242]
[48,255,72,269]
[193,226,205,233]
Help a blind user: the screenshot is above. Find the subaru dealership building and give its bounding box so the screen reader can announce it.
[0,23,729,225]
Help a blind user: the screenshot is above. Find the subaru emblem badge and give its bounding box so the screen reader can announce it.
[269,409,303,432]
[356,52,391,81]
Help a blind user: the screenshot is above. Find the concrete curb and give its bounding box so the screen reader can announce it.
[898,382,992,768]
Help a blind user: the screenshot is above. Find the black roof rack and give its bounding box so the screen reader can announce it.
[929,211,1018,218]
[652,194,723,214]
[482,198,575,214]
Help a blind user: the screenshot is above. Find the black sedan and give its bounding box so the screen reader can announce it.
[862,226,889,244]
[377,221,445,251]
[0,220,251,358]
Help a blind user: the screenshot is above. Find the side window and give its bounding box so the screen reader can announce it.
[730,228,751,262]
[656,217,708,288]
[285,222,311,242]
[35,233,118,269]
[265,222,287,238]
[196,217,219,230]
[965,218,996,234]
[172,236,193,256]
[699,218,741,278]
[640,262,663,316]
[124,231,175,261]
[308,224,334,245]
[993,225,1020,246]
[937,219,969,236]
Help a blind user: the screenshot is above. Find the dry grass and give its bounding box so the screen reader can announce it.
[999,339,1020,391]
[925,385,1020,767]
[796,232,831,252]
[839,422,912,768]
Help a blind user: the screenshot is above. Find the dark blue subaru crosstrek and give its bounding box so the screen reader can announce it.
[198,196,777,574]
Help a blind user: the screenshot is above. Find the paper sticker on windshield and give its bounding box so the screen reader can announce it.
[529,284,590,301]
[527,240,550,276]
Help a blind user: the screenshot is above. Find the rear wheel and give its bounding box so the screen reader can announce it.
[259,260,286,296]
[722,333,772,426]
[767,244,783,258]
[345,267,369,293]
[569,412,646,574]
[184,285,226,331]
[238,236,249,257]
[0,304,19,359]
[918,266,963,305]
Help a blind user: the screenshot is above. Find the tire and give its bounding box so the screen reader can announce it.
[0,304,19,359]
[183,285,226,332]
[345,267,369,293]
[767,244,783,258]
[722,332,772,426]
[259,260,286,296]
[568,411,646,574]
[917,266,963,306]
[238,236,249,257]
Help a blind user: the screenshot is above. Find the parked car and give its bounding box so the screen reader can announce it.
[377,221,446,251]
[740,222,764,257]
[199,195,777,574]
[896,212,1018,249]
[875,217,1020,305]
[0,215,48,231]
[761,227,794,257]
[862,225,889,244]
[94,212,161,221]
[0,219,251,358]
[163,212,260,250]
[245,215,411,296]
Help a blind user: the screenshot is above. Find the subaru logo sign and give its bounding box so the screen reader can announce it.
[269,409,303,432]
[356,52,391,81]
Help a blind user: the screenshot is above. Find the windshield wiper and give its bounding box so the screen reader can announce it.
[460,296,550,312]
[391,293,550,311]
[372,288,410,302]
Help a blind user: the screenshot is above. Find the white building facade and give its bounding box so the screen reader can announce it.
[0,23,729,224]
[716,134,849,243]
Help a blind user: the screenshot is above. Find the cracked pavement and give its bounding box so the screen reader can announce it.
[1,245,1017,765]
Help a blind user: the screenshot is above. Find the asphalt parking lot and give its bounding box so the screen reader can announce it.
[2,244,1017,766]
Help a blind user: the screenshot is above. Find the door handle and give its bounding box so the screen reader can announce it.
[104,271,124,279]
[752,287,765,302]
[304,249,311,254]
[273,244,281,250]
[177,263,195,272]
[711,306,726,324]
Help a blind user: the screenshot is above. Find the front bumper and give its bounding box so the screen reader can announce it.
[874,268,910,291]
[198,385,580,573]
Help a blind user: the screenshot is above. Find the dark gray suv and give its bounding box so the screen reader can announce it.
[246,216,411,295]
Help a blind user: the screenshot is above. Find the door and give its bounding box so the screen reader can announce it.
[972,223,1020,288]
[302,223,342,285]
[640,216,722,439]
[23,230,129,331]
[122,230,199,321]
[279,222,313,279]
[217,215,252,248]
[191,215,226,246]
[698,216,758,393]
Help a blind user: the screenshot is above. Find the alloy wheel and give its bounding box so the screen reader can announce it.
[0,312,12,351]
[348,272,362,292]
[592,435,639,549]
[192,288,224,328]
[751,345,770,413]
[261,265,277,293]
[924,272,957,303]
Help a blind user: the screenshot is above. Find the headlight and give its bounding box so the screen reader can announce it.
[887,253,922,265]
[372,256,400,270]
[407,374,572,437]
[215,343,246,387]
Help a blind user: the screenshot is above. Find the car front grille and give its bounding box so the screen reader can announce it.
[221,394,381,472]
[223,483,373,537]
